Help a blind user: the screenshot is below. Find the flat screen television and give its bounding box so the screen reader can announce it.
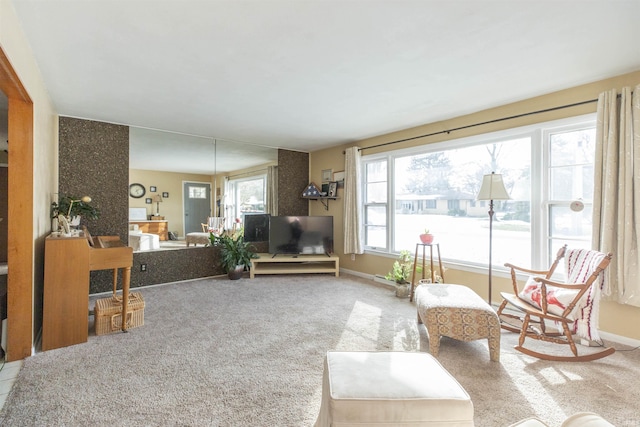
[268,216,333,256]
[243,213,270,242]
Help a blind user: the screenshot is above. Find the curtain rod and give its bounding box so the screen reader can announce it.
[225,166,271,179]
[356,97,600,153]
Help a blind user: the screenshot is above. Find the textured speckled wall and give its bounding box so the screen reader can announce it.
[277,149,309,216]
[59,117,129,240]
[59,117,130,293]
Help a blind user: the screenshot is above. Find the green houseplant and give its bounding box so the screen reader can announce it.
[50,195,101,221]
[210,229,258,280]
[385,249,413,285]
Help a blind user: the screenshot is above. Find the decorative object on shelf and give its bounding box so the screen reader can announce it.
[328,182,338,197]
[419,229,434,244]
[476,172,511,304]
[129,183,146,198]
[210,230,258,280]
[162,192,169,198]
[145,198,152,204]
[321,183,329,196]
[302,182,322,197]
[153,194,163,216]
[57,214,71,235]
[321,169,332,182]
[333,170,345,188]
[149,186,157,192]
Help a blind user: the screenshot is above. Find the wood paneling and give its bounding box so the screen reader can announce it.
[0,47,34,361]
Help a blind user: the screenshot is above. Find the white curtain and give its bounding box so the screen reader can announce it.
[266,165,278,216]
[593,84,640,306]
[343,146,363,254]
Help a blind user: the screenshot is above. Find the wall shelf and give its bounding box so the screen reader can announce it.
[303,196,337,210]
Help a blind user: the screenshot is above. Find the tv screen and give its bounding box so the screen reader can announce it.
[243,213,270,242]
[268,216,333,256]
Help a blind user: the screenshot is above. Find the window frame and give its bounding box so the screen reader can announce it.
[361,113,596,274]
[225,173,267,227]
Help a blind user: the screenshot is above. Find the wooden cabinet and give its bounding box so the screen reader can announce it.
[42,235,91,351]
[129,220,169,241]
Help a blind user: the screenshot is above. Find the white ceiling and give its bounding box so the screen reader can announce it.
[9,0,640,160]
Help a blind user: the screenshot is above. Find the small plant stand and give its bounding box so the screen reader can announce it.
[410,242,444,302]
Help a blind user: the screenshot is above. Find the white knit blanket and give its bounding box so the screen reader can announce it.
[565,248,607,342]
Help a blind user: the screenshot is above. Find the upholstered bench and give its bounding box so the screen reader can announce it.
[185,232,210,247]
[314,351,474,426]
[416,283,501,361]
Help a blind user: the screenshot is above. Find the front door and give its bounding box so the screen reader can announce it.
[183,181,211,234]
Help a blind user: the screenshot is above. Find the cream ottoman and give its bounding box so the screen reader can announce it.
[314,351,474,426]
[508,412,615,427]
[416,283,501,362]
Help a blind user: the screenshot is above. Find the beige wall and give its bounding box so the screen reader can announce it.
[1,0,59,349]
[130,169,216,237]
[310,69,640,341]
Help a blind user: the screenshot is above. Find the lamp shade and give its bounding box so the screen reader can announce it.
[477,172,511,201]
[153,194,163,203]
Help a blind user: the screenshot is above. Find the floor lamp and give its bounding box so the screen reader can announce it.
[476,172,511,305]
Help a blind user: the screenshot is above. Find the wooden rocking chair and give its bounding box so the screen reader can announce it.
[497,245,615,362]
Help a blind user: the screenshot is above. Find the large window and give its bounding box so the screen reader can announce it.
[225,175,267,228]
[362,115,596,271]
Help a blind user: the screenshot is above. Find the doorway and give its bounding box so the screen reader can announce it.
[183,181,212,234]
[0,46,35,361]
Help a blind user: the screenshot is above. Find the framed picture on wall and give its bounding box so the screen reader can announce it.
[162,192,169,198]
[149,186,157,192]
[322,169,332,183]
[333,171,345,188]
[328,181,338,197]
[145,198,152,204]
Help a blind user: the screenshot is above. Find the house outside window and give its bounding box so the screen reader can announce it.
[361,115,596,271]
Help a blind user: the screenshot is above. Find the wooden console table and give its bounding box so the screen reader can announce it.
[129,220,169,241]
[250,253,339,278]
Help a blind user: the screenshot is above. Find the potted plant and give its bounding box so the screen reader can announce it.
[385,250,413,297]
[51,195,101,221]
[210,229,258,280]
[419,228,434,244]
[51,195,100,232]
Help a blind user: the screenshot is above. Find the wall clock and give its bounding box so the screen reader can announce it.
[129,183,146,198]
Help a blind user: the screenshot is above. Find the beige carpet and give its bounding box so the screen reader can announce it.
[1,274,639,426]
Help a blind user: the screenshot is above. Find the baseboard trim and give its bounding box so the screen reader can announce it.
[599,331,640,348]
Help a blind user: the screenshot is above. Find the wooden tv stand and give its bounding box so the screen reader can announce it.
[250,253,339,278]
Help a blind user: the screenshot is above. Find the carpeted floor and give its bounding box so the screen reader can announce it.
[1,274,638,426]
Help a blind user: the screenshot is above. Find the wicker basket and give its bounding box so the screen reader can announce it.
[94,292,145,335]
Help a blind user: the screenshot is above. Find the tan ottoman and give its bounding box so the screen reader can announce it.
[185,232,209,246]
[314,351,474,426]
[416,283,500,362]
